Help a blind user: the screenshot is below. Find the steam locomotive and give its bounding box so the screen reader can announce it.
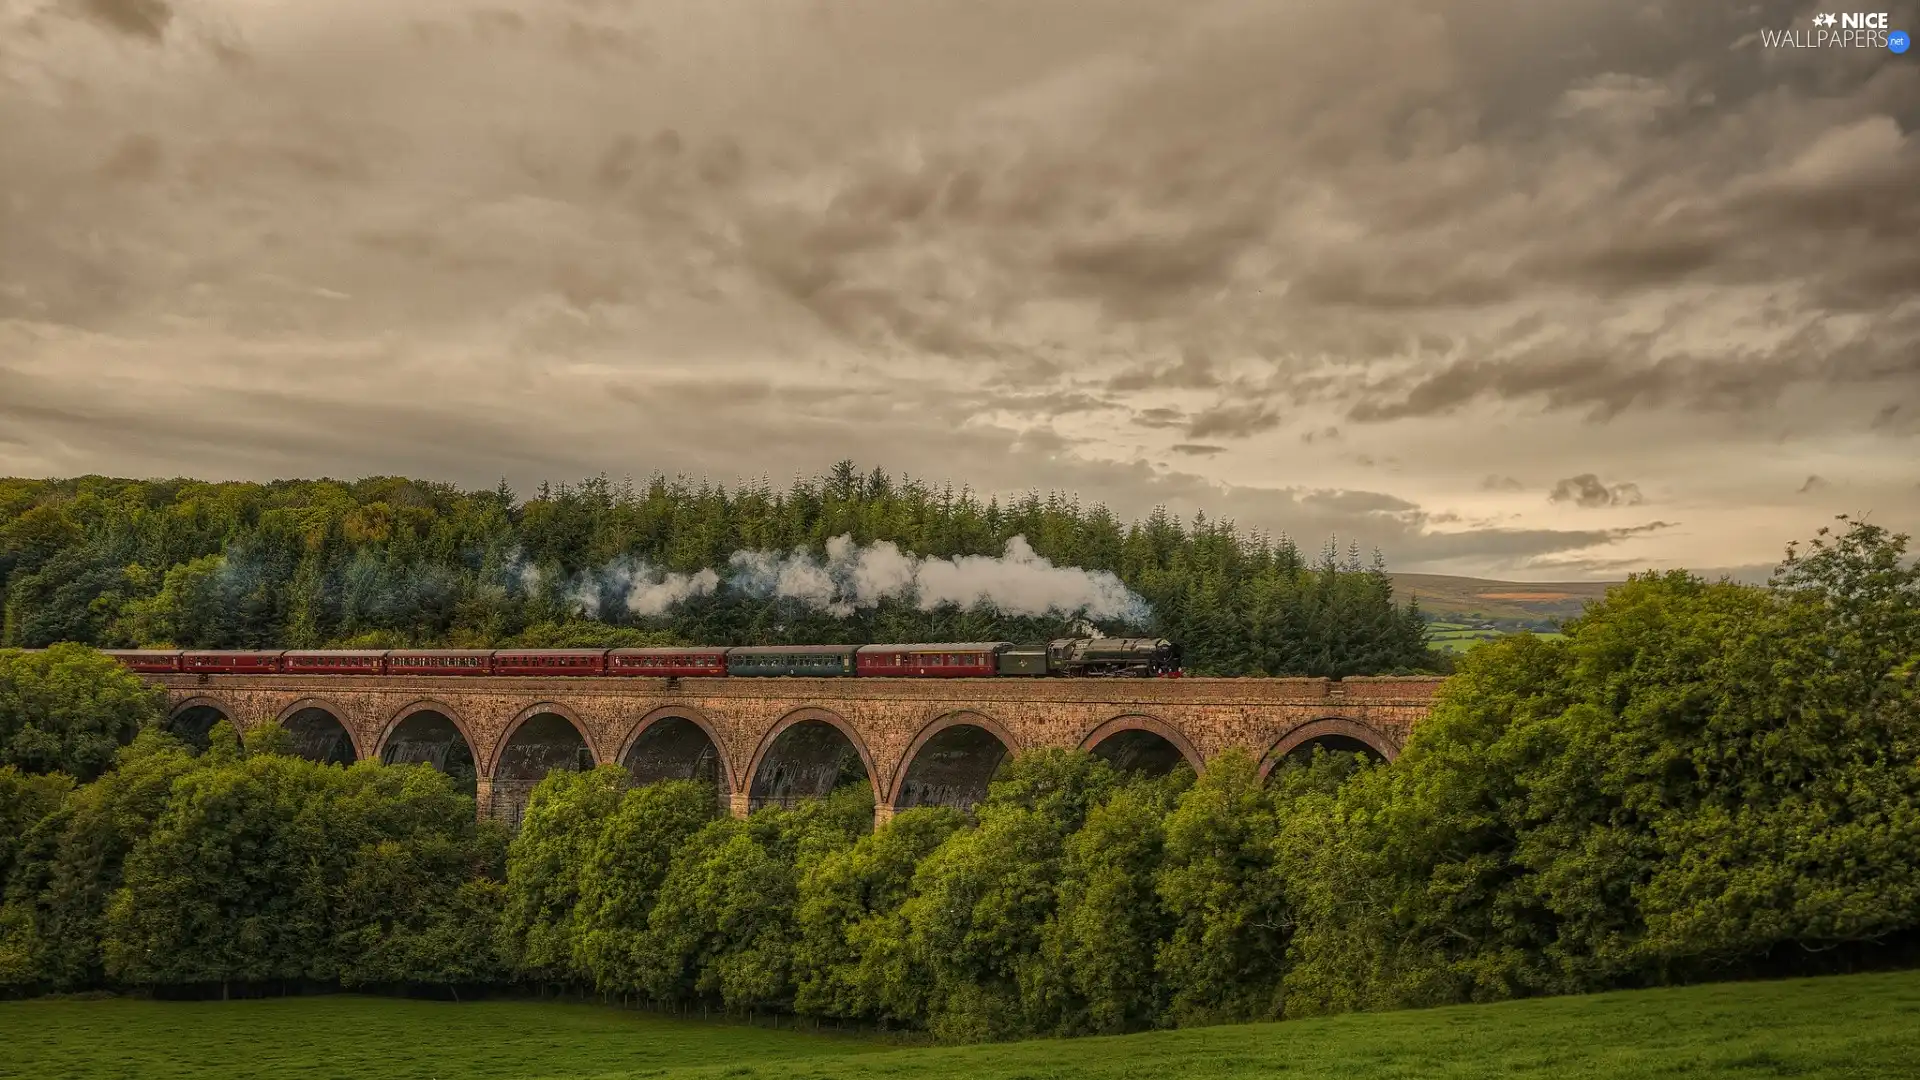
[98,637,1184,679]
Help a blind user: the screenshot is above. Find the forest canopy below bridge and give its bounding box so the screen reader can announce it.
[0,463,1434,677]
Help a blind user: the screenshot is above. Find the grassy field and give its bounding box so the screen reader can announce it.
[1426,620,1566,653]
[4,969,1918,1080]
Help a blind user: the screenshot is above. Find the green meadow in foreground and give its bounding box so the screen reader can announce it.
[3,969,1918,1080]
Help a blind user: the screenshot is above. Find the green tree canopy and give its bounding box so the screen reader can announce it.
[1277,516,1920,1016]
[0,644,165,780]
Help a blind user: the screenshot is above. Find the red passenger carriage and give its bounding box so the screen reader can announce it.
[183,651,286,674]
[855,643,1008,678]
[280,650,387,675]
[387,650,494,676]
[101,650,184,673]
[491,649,609,676]
[607,648,729,677]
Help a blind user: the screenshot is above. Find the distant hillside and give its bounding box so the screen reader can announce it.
[1389,573,1619,623]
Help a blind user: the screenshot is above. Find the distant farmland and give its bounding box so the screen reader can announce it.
[1388,573,1617,621]
[1389,573,1619,652]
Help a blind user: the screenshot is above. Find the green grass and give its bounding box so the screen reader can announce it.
[0,996,884,1080]
[4,970,1919,1080]
[1428,626,1567,653]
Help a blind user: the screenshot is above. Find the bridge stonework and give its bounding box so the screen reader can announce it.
[147,674,1444,825]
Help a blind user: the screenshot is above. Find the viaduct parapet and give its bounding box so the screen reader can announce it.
[146,674,1446,826]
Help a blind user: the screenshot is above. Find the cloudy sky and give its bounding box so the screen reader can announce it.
[2,0,1916,579]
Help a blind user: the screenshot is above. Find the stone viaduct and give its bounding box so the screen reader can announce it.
[145,673,1446,826]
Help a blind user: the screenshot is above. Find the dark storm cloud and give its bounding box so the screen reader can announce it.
[1047,211,1269,315]
[1799,475,1830,494]
[67,0,171,41]
[0,359,583,475]
[1185,401,1282,440]
[1169,444,1225,457]
[1107,350,1220,392]
[1132,408,1187,430]
[98,134,165,182]
[1482,475,1525,492]
[1348,306,1920,423]
[1550,475,1646,509]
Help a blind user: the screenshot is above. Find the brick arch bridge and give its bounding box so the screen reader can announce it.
[145,674,1444,826]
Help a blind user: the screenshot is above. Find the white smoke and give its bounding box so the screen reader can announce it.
[502,534,1146,624]
[622,566,721,617]
[566,558,721,618]
[503,548,544,595]
[726,534,1150,623]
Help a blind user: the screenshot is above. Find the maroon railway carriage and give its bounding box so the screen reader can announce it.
[491,649,608,676]
[281,650,387,675]
[387,650,494,676]
[607,647,729,677]
[854,642,1008,678]
[183,650,285,674]
[101,649,183,673]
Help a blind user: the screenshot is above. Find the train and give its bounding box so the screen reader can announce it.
[97,637,1184,679]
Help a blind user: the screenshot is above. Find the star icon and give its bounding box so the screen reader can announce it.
[1813,12,1836,26]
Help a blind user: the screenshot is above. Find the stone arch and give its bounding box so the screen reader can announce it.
[1078,713,1203,777]
[273,698,361,766]
[490,703,598,828]
[745,707,879,812]
[1259,716,1396,781]
[167,696,234,752]
[886,710,1020,813]
[617,705,734,796]
[376,700,481,796]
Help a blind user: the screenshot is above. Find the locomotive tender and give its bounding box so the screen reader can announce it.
[99,638,1183,679]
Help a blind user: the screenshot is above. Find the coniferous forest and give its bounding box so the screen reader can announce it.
[0,464,1434,675]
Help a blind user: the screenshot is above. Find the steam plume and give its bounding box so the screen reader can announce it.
[565,559,721,618]
[726,535,1150,622]
[513,535,1150,624]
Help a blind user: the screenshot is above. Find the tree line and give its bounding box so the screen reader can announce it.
[0,464,1435,677]
[1,515,1915,1037]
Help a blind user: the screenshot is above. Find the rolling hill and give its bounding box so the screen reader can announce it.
[1388,573,1619,623]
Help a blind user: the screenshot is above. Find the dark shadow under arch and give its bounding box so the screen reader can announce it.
[490,708,597,828]
[620,708,733,796]
[1259,717,1396,782]
[379,705,478,798]
[1079,714,1203,778]
[280,706,357,766]
[167,698,231,753]
[887,712,1017,813]
[746,709,877,812]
